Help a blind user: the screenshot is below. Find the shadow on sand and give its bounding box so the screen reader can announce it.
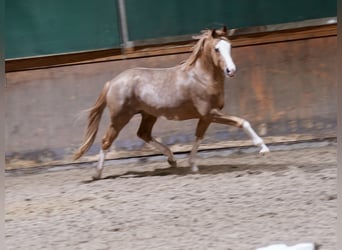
[82,163,291,183]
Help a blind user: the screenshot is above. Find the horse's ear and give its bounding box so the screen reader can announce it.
[192,35,202,40]
[222,25,228,34]
[211,29,217,38]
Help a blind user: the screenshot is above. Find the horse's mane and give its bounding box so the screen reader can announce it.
[181,29,228,69]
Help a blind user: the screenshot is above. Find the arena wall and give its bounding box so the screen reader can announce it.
[5,32,337,169]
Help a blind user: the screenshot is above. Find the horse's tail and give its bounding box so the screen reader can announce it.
[73,82,110,160]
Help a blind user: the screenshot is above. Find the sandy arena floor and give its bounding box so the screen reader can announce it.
[5,141,337,250]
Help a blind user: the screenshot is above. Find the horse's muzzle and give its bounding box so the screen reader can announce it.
[226,68,235,77]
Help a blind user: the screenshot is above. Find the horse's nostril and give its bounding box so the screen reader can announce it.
[226,68,234,75]
[225,68,235,77]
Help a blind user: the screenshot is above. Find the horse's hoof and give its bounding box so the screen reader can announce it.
[92,174,101,180]
[168,159,177,168]
[259,145,270,155]
[191,164,199,172]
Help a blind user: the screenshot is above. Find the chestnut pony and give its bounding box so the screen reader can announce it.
[74,26,269,179]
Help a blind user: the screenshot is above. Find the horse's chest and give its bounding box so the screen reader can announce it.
[205,83,225,109]
[211,92,225,110]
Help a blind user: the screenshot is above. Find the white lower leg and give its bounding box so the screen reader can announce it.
[94,149,107,179]
[189,138,202,172]
[242,121,270,154]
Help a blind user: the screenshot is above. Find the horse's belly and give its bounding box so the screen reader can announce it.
[158,106,198,121]
[162,113,188,121]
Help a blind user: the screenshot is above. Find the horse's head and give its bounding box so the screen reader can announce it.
[203,26,236,77]
[184,26,236,77]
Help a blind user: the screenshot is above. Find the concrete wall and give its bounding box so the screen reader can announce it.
[5,36,337,169]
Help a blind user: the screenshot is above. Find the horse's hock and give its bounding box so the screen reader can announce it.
[5,30,337,169]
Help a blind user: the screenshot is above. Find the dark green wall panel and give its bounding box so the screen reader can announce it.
[6,0,121,59]
[125,0,336,40]
[5,0,336,59]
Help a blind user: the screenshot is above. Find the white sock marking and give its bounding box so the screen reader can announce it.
[242,121,270,154]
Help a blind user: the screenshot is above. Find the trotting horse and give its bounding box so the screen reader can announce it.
[74,26,270,179]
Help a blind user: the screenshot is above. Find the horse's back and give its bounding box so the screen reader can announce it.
[105,66,198,118]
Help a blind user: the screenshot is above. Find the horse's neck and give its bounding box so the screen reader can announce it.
[193,57,225,84]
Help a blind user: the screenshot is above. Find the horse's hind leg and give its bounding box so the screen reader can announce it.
[93,114,132,180]
[137,113,177,167]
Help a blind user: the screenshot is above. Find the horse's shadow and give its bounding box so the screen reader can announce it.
[82,163,289,183]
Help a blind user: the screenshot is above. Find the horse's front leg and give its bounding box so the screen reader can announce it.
[242,120,270,154]
[189,119,211,172]
[210,109,270,154]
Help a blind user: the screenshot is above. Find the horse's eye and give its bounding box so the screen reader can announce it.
[214,48,219,52]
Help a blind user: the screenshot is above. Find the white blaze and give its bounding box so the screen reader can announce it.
[215,40,236,76]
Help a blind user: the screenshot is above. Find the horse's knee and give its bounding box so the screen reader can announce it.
[209,109,245,128]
